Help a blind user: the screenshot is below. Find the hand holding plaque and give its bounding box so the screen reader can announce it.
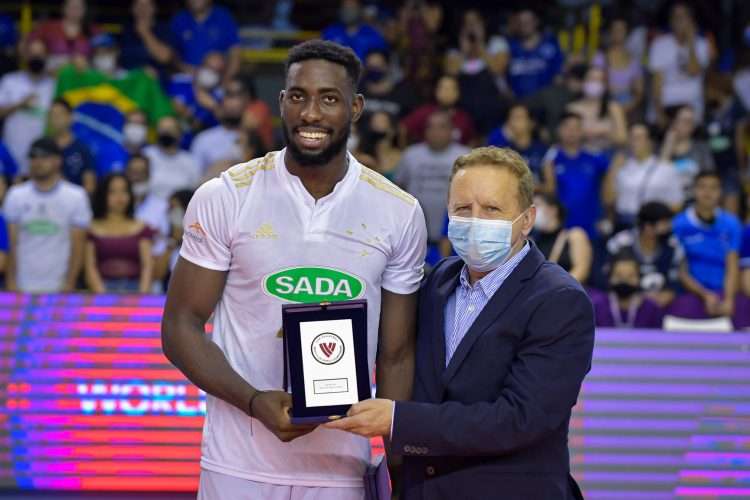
[282,300,371,424]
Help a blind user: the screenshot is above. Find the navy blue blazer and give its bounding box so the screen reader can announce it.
[392,244,594,500]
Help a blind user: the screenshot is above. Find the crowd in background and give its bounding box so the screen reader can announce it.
[0,0,748,330]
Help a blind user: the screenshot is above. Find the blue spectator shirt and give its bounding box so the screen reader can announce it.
[546,146,609,238]
[61,139,96,186]
[739,224,750,269]
[167,73,220,133]
[486,127,547,181]
[169,6,239,67]
[0,141,18,180]
[507,33,564,98]
[672,207,743,292]
[322,23,387,61]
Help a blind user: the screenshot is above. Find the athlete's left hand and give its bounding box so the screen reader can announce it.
[323,398,394,438]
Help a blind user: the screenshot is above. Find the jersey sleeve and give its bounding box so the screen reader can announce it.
[179,177,235,271]
[382,201,427,295]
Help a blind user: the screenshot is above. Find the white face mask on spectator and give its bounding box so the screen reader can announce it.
[583,80,605,99]
[93,53,117,74]
[123,123,148,146]
[197,68,220,89]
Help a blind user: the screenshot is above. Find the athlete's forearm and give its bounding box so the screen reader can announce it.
[162,313,257,415]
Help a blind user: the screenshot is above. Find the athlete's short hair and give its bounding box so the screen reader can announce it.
[450,146,535,210]
[285,40,362,92]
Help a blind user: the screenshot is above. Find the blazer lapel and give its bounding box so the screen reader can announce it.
[441,245,545,387]
[430,263,462,382]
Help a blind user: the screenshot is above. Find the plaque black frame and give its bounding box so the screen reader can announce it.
[282,299,370,424]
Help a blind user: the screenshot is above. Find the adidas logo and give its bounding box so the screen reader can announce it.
[251,223,278,239]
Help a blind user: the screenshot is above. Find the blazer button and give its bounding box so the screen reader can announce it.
[426,466,436,476]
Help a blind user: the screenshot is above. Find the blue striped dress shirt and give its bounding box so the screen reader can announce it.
[444,241,531,365]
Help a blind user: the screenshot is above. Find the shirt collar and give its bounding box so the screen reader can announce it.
[458,240,530,296]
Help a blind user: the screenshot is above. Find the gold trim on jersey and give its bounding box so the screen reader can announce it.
[358,166,416,205]
[227,151,277,188]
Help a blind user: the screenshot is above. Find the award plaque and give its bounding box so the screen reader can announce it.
[282,299,370,424]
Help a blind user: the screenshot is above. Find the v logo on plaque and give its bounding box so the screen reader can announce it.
[282,300,370,424]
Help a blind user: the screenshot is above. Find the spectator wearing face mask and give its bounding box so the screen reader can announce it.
[84,173,155,293]
[670,171,750,327]
[0,39,55,174]
[567,66,628,154]
[143,116,200,200]
[659,105,715,196]
[89,33,124,77]
[401,75,476,146]
[122,109,149,156]
[607,202,684,308]
[648,2,713,125]
[323,0,388,61]
[591,250,664,329]
[532,193,592,284]
[487,103,547,182]
[29,0,99,72]
[361,49,418,120]
[168,51,224,138]
[354,110,402,181]
[190,76,248,174]
[119,0,173,73]
[125,153,170,290]
[603,123,684,229]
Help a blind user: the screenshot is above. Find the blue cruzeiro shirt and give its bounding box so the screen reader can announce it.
[445,241,531,365]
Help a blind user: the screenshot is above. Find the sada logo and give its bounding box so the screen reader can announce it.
[311,332,345,364]
[262,266,365,303]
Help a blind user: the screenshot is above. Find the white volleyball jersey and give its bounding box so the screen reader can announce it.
[179,149,427,487]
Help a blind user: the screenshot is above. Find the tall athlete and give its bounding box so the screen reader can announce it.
[162,40,427,499]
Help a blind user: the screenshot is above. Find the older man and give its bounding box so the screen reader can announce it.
[327,146,594,499]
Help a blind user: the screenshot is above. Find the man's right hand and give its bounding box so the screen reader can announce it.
[251,391,317,443]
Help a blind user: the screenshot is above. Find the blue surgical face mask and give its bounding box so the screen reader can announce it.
[448,211,527,272]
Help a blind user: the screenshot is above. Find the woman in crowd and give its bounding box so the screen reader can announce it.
[532,192,592,284]
[567,65,628,154]
[85,173,154,293]
[659,105,715,195]
[592,16,644,122]
[29,0,98,71]
[354,111,402,181]
[603,123,684,230]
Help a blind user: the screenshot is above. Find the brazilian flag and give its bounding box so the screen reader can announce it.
[55,65,174,176]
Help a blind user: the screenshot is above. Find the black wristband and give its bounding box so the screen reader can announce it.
[247,390,263,418]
